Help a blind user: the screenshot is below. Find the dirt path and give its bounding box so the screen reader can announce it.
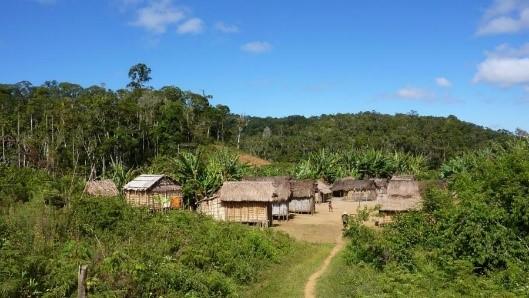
[303,235,345,298]
[273,199,378,298]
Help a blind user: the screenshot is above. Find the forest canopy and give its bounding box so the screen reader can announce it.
[0,76,513,179]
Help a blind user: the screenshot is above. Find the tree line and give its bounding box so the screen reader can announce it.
[0,64,516,179]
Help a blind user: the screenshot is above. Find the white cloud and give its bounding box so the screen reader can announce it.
[177,18,204,34]
[477,0,529,35]
[131,0,186,34]
[395,87,433,100]
[435,77,452,87]
[241,41,272,54]
[474,43,529,86]
[215,22,240,33]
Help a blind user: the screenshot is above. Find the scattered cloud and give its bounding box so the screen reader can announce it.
[394,87,434,100]
[177,18,204,34]
[474,43,529,87]
[215,22,240,33]
[241,41,272,54]
[477,0,529,35]
[435,77,452,87]
[130,0,186,34]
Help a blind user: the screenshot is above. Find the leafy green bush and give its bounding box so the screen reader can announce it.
[0,194,294,297]
[341,140,529,295]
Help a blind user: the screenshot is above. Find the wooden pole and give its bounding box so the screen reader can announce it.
[78,264,88,298]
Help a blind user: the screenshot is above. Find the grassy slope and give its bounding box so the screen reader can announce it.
[245,242,332,298]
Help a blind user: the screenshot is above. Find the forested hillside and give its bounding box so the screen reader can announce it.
[0,70,513,177]
[241,113,512,165]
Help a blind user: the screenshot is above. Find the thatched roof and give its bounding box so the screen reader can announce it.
[331,178,375,192]
[84,179,119,197]
[123,174,181,192]
[387,178,420,199]
[219,181,290,202]
[316,180,332,194]
[290,180,316,198]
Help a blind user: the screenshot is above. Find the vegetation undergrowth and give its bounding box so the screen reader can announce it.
[324,140,529,297]
[0,193,297,297]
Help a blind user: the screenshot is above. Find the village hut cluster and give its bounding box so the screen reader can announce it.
[83,171,423,228]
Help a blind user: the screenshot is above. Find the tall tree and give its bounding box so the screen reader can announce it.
[127,63,152,89]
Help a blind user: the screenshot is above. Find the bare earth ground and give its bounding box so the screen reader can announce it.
[273,199,379,298]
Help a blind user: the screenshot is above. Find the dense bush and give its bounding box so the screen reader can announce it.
[0,194,294,297]
[342,140,529,295]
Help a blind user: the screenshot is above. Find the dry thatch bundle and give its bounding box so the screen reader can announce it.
[331,177,376,192]
[290,180,316,198]
[219,181,290,202]
[83,179,119,197]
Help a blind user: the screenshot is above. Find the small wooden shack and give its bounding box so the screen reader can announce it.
[123,174,183,210]
[243,176,292,220]
[217,181,290,227]
[331,178,377,201]
[83,179,119,197]
[289,180,316,214]
[379,175,422,215]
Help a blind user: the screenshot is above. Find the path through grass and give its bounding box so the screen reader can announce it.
[244,241,332,298]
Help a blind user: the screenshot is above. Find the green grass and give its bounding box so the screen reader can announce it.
[244,242,332,298]
[316,249,518,298]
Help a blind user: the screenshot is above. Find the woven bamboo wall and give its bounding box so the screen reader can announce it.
[272,202,289,217]
[224,201,271,225]
[198,197,226,221]
[125,190,182,210]
[289,198,315,214]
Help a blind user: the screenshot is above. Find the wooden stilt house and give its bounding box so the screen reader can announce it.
[217,181,290,227]
[289,180,316,214]
[242,176,292,220]
[123,175,183,210]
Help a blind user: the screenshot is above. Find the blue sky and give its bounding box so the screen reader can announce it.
[2,0,529,131]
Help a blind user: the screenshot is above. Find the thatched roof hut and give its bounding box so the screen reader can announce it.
[218,181,290,226]
[83,179,119,197]
[241,177,293,219]
[123,175,183,210]
[289,180,316,214]
[331,178,376,192]
[331,178,377,201]
[380,175,422,213]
